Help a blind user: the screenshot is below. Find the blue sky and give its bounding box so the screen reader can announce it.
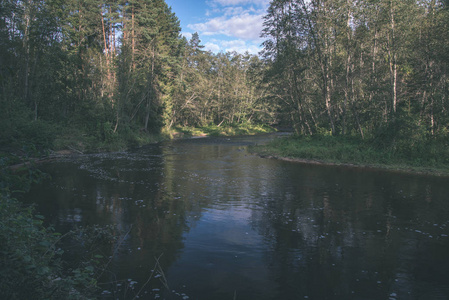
[165,0,270,54]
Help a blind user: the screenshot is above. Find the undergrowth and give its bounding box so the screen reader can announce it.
[0,162,120,299]
[170,122,275,138]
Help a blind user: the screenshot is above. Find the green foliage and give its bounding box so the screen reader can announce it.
[99,121,115,143]
[371,112,428,155]
[171,40,274,129]
[2,0,447,162]
[0,195,101,299]
[171,123,275,138]
[0,164,121,299]
[0,0,276,153]
[16,120,59,150]
[0,161,47,197]
[0,102,57,154]
[262,0,449,141]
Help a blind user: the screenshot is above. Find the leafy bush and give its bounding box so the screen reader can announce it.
[0,195,98,299]
[0,163,116,299]
[16,120,59,150]
[371,113,427,154]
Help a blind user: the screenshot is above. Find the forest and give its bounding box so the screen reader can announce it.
[0,0,275,154]
[1,0,449,154]
[263,0,449,145]
[255,0,449,172]
[263,0,449,138]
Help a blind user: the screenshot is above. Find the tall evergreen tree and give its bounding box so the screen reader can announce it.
[116,0,181,133]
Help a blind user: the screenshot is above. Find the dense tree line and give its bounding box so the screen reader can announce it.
[2,0,448,152]
[0,0,271,150]
[261,0,449,144]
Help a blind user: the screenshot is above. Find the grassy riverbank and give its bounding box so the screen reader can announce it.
[52,123,274,153]
[0,122,275,174]
[250,135,449,176]
[167,123,274,138]
[1,121,274,161]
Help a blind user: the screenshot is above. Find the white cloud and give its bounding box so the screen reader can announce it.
[188,12,264,40]
[203,39,261,54]
[204,42,221,53]
[184,0,269,54]
[210,2,266,17]
[222,6,246,16]
[212,0,268,7]
[222,40,261,54]
[222,39,245,49]
[181,32,193,40]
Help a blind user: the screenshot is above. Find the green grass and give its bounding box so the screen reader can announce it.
[250,135,449,176]
[51,123,275,154]
[170,123,275,138]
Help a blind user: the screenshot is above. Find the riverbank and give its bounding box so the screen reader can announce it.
[250,135,449,177]
[1,123,275,171]
[50,123,274,153]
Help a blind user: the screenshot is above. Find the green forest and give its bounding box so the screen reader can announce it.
[256,0,449,172]
[1,0,449,156]
[0,0,275,154]
[263,0,449,137]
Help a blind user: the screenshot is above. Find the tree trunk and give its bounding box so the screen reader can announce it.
[343,0,351,135]
[132,5,135,70]
[389,0,397,115]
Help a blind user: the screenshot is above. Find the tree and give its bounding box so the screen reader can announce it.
[261,0,449,141]
[116,0,181,133]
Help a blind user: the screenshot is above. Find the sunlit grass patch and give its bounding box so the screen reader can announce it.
[170,123,275,138]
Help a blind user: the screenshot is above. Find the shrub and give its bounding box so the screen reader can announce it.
[17,120,59,151]
[0,195,94,299]
[0,164,114,299]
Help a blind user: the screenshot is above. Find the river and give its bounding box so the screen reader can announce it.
[23,134,449,299]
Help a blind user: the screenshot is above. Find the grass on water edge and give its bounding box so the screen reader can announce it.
[166,123,275,138]
[249,134,449,176]
[49,123,274,153]
[1,122,275,171]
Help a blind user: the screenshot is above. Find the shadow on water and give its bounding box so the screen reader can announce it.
[22,134,449,300]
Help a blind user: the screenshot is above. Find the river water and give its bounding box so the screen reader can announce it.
[23,134,449,299]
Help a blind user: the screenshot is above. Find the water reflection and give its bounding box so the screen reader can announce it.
[23,135,449,299]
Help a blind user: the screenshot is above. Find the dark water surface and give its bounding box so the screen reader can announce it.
[23,134,449,299]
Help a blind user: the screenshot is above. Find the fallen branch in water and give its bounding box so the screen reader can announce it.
[96,224,133,281]
[5,149,81,172]
[133,253,168,300]
[7,157,59,172]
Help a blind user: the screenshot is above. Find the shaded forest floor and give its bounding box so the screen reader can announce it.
[249,135,449,177]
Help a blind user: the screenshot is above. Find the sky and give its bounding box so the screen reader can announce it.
[164,0,270,55]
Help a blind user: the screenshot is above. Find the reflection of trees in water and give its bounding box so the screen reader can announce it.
[23,146,199,298]
[91,146,203,297]
[249,166,449,299]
